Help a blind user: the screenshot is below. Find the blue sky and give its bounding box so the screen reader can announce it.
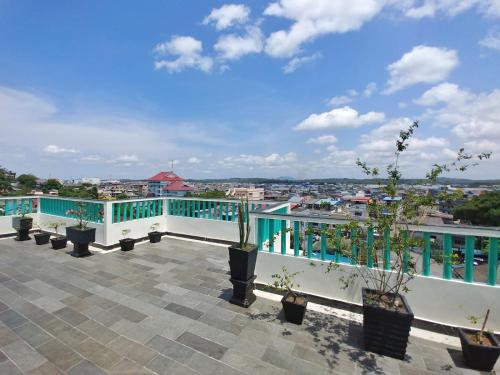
[1,0,499,180]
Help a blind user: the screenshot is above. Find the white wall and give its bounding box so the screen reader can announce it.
[37,214,105,245]
[0,216,18,236]
[255,252,500,333]
[166,216,240,243]
[107,216,167,244]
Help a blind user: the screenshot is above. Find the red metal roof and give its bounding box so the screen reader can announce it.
[163,180,193,191]
[147,171,183,182]
[351,197,371,203]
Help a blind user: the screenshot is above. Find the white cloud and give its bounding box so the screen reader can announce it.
[414,82,473,106]
[363,82,377,97]
[327,95,352,106]
[295,106,385,130]
[203,4,250,30]
[188,156,201,164]
[115,154,139,163]
[80,155,102,162]
[263,0,383,57]
[384,45,459,94]
[214,26,263,60]
[306,135,338,144]
[480,29,500,51]
[220,152,297,168]
[44,145,79,154]
[283,52,321,73]
[397,0,500,19]
[154,36,213,73]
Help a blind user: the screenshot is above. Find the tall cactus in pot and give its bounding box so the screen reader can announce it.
[238,197,251,249]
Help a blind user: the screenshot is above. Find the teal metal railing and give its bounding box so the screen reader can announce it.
[112,199,163,223]
[0,197,37,216]
[39,197,104,223]
[166,198,274,222]
[254,211,500,286]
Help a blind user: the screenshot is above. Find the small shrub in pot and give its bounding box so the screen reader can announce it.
[65,202,99,257]
[34,224,51,245]
[119,229,135,251]
[272,267,307,325]
[48,222,67,250]
[12,207,33,241]
[148,223,161,243]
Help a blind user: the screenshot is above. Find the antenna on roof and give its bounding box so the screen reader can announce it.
[171,160,174,171]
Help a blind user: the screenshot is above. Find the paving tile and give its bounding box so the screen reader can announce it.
[107,336,157,366]
[164,302,204,320]
[67,360,108,375]
[109,358,153,374]
[76,319,119,345]
[109,304,147,323]
[27,361,64,375]
[145,354,177,374]
[0,360,24,375]
[0,324,18,347]
[146,335,196,363]
[0,309,28,329]
[75,338,122,370]
[12,322,52,348]
[43,318,88,346]
[176,331,228,360]
[261,347,333,375]
[53,307,89,326]
[36,339,82,371]
[222,350,285,375]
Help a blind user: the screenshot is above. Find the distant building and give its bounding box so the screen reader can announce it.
[81,177,101,185]
[226,187,265,200]
[147,171,193,197]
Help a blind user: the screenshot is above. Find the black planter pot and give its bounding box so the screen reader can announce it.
[66,226,95,257]
[148,231,162,243]
[119,238,135,251]
[228,244,258,281]
[51,236,67,250]
[34,232,51,245]
[281,292,308,325]
[12,217,33,241]
[458,328,500,371]
[362,288,414,360]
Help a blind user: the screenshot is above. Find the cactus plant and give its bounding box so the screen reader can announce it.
[237,197,250,249]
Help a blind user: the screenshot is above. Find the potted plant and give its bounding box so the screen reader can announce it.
[65,202,98,257]
[12,207,33,241]
[458,310,500,371]
[326,122,491,360]
[33,224,51,245]
[148,223,162,243]
[48,222,67,250]
[228,198,258,307]
[272,266,307,325]
[119,229,135,251]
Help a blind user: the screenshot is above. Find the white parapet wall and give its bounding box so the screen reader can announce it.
[255,251,500,333]
[37,214,106,245]
[166,215,240,243]
[0,215,18,236]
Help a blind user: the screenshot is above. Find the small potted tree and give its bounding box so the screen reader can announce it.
[12,207,33,241]
[148,223,161,243]
[272,266,307,325]
[228,198,258,307]
[327,122,491,360]
[48,222,67,250]
[119,229,135,251]
[65,202,98,257]
[33,223,51,245]
[458,310,500,371]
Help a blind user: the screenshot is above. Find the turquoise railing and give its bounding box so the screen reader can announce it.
[0,197,37,216]
[255,211,500,286]
[39,197,104,223]
[112,199,163,223]
[166,198,273,222]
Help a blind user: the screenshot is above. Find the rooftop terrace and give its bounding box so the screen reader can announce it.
[0,236,498,375]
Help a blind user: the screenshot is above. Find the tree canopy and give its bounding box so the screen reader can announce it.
[453,191,500,226]
[17,174,37,189]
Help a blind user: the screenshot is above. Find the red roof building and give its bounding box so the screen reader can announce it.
[147,171,193,197]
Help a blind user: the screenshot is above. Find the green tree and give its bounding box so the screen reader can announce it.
[17,174,37,189]
[453,191,500,226]
[43,178,62,191]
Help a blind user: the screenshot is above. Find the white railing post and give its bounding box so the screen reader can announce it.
[102,201,114,246]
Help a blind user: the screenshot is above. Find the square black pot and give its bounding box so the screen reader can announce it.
[51,236,67,250]
[362,288,414,360]
[119,238,135,251]
[148,231,162,243]
[458,328,500,371]
[281,292,308,325]
[34,232,51,245]
[228,244,258,282]
[66,226,96,244]
[12,217,33,230]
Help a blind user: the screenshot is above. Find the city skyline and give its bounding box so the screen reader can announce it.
[1,1,500,179]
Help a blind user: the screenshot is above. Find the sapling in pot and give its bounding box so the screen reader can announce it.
[48,222,67,250]
[65,202,98,257]
[458,309,500,371]
[228,197,258,307]
[148,223,161,243]
[119,229,135,251]
[33,223,51,245]
[272,266,307,325]
[325,121,491,360]
[12,206,33,241]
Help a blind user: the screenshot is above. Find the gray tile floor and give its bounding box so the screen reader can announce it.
[0,236,497,374]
